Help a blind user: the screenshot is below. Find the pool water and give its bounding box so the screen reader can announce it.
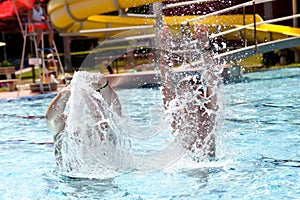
[0,67,300,199]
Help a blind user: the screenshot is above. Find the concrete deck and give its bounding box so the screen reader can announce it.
[0,89,57,100]
[0,65,244,99]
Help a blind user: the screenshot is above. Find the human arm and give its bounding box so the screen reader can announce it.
[27,9,33,23]
[100,84,122,116]
[41,8,50,24]
[158,26,176,109]
[45,87,70,136]
[160,52,176,109]
[194,24,220,111]
[202,52,219,112]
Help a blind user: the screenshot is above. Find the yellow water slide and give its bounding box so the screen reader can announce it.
[47,0,300,44]
[47,0,161,36]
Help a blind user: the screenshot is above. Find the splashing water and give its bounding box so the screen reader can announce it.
[55,26,224,179]
[56,71,187,178]
[56,71,130,178]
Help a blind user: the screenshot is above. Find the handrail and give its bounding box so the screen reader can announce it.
[210,14,300,39]
[215,36,300,61]
[59,25,154,36]
[100,34,155,45]
[126,13,155,18]
[183,0,275,25]
[164,0,217,9]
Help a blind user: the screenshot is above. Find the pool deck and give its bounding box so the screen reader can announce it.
[0,67,59,100]
[0,89,57,100]
[1,65,298,100]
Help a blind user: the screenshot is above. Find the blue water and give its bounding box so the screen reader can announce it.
[0,68,300,199]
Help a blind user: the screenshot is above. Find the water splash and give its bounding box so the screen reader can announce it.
[57,72,131,178]
[56,72,186,178]
[56,25,224,178]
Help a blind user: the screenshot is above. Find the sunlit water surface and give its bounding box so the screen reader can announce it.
[0,68,299,199]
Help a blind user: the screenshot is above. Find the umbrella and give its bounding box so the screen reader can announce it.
[0,0,34,19]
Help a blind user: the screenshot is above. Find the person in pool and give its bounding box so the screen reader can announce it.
[45,73,122,165]
[158,25,220,159]
[46,24,219,164]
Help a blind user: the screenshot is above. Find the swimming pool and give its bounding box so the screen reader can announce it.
[0,67,299,199]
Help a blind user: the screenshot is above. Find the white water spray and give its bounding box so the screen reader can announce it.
[55,27,224,178]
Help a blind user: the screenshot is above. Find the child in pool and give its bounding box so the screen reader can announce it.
[46,24,220,165]
[46,72,122,165]
[158,25,220,159]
